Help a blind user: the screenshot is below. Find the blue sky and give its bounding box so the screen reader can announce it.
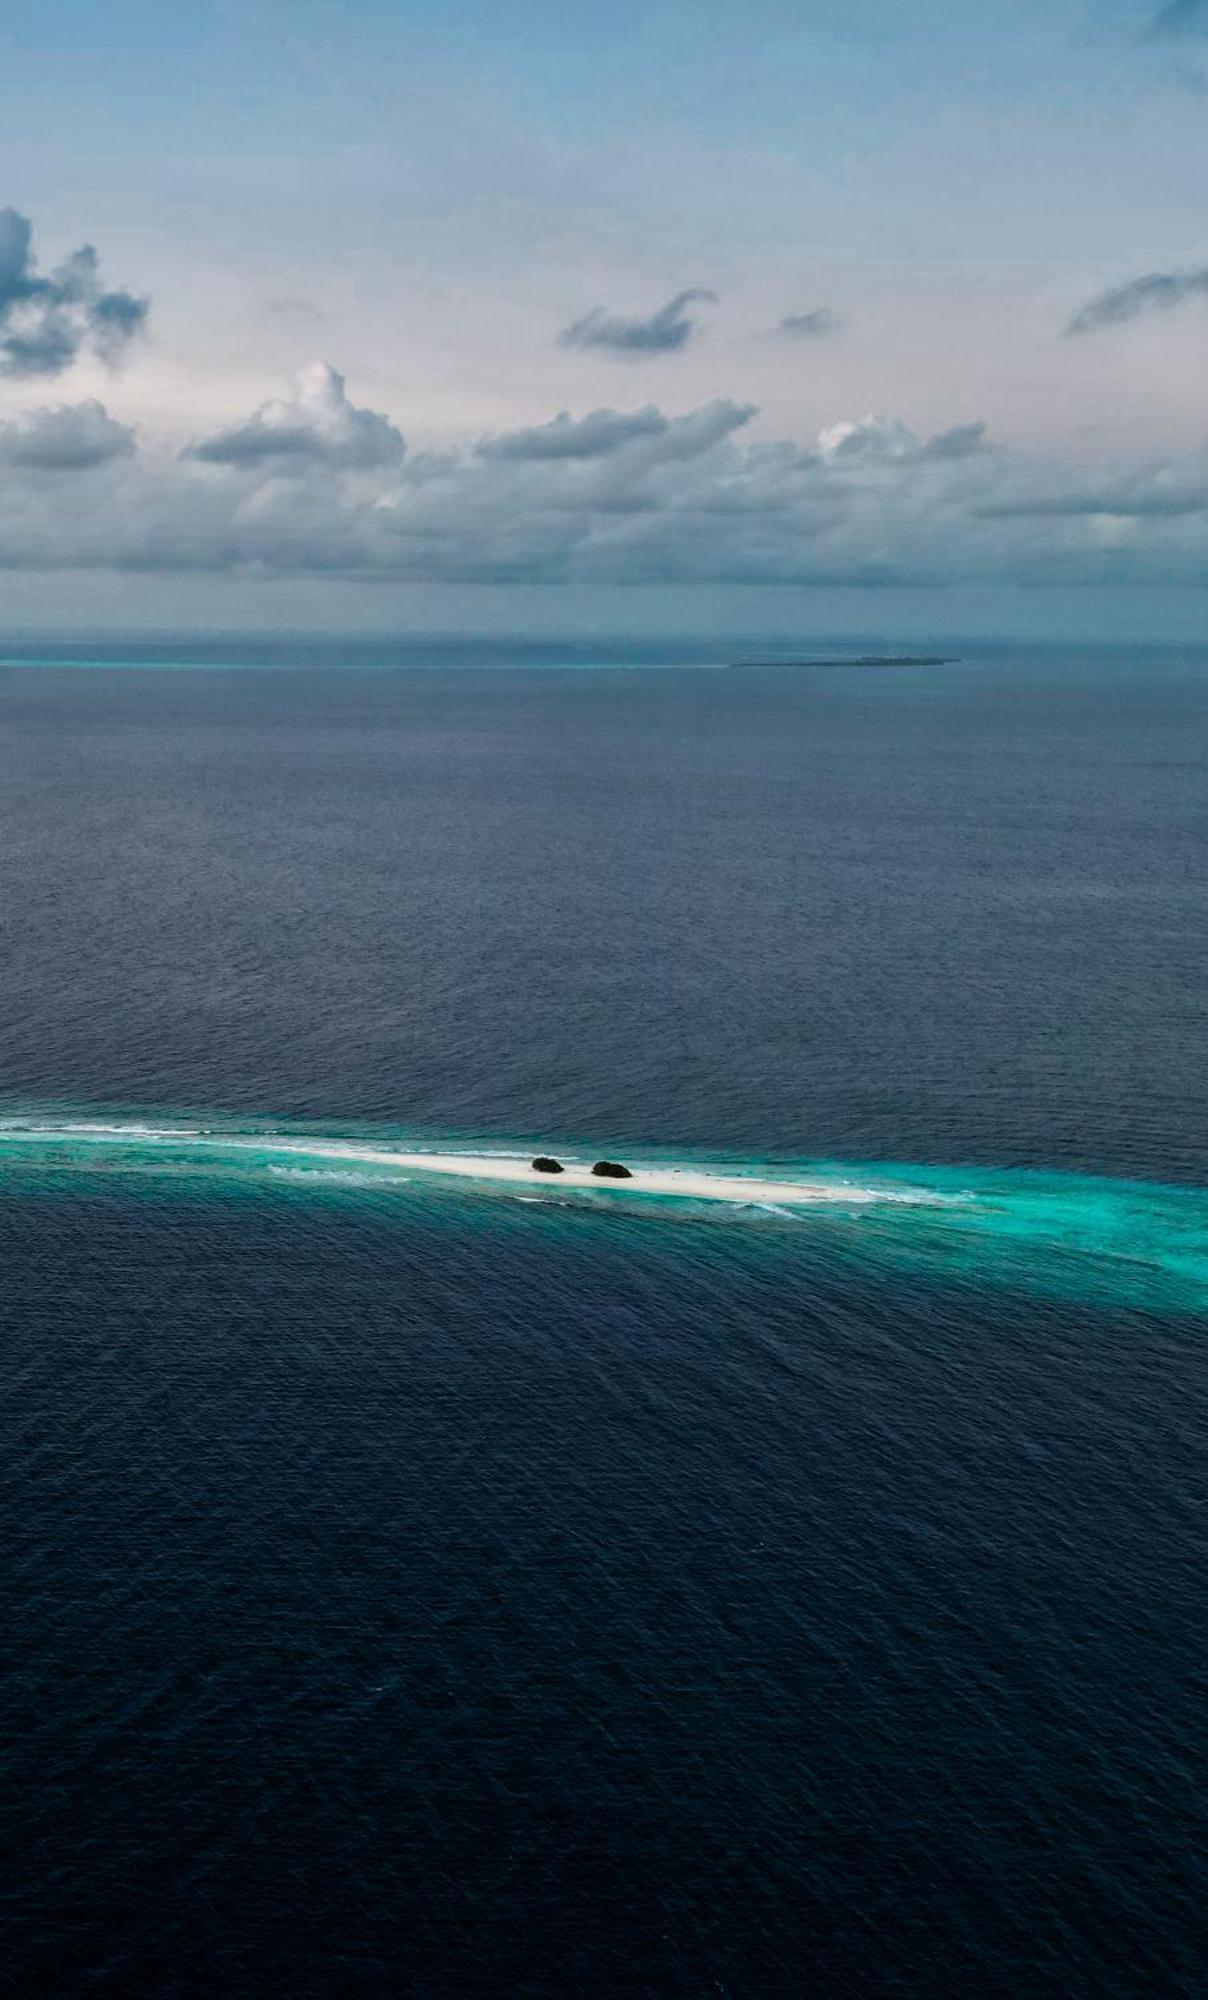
[4,0,1208,634]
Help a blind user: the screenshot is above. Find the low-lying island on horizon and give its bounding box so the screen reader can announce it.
[729,654,959,669]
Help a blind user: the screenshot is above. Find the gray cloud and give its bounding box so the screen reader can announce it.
[778,309,841,339]
[976,472,1208,519]
[267,296,326,325]
[189,362,404,471]
[1066,266,1208,333]
[922,422,990,461]
[648,399,756,458]
[7,366,1208,590]
[0,400,135,470]
[559,288,717,356]
[479,406,669,460]
[0,208,148,378]
[1148,0,1208,36]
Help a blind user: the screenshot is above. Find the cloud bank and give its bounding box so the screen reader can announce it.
[9,363,1208,589]
[0,208,148,378]
[559,289,717,356]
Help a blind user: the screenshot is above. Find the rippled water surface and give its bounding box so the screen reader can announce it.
[1,643,1206,1995]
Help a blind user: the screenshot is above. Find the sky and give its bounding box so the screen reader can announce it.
[4,0,1208,636]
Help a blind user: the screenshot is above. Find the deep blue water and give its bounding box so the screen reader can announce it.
[1,641,1206,1994]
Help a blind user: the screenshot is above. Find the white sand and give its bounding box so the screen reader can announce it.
[0,1122,957,1209]
[305,1147,942,1207]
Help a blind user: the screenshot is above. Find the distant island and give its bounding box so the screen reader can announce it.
[729,654,959,669]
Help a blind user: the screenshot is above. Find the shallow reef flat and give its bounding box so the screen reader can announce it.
[1,1113,1205,1313]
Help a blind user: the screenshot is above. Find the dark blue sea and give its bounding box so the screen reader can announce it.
[1,636,1206,1996]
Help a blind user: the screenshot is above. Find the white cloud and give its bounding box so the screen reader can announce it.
[188,362,404,471]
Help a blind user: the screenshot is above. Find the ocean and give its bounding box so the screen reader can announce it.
[1,638,1205,1994]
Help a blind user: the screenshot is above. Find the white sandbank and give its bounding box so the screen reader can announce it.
[297,1146,946,1207]
[0,1122,958,1209]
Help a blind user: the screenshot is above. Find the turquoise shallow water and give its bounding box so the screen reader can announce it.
[3,1111,1205,1315]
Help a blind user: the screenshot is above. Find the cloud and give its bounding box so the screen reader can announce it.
[1066,266,1208,333]
[0,400,135,470]
[0,208,148,378]
[559,288,717,356]
[479,406,669,460]
[923,422,990,461]
[189,362,404,471]
[818,413,918,461]
[267,297,326,325]
[976,465,1208,519]
[648,399,756,457]
[1148,0,1208,36]
[8,363,1208,590]
[1166,58,1208,88]
[815,412,991,469]
[778,309,841,339]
